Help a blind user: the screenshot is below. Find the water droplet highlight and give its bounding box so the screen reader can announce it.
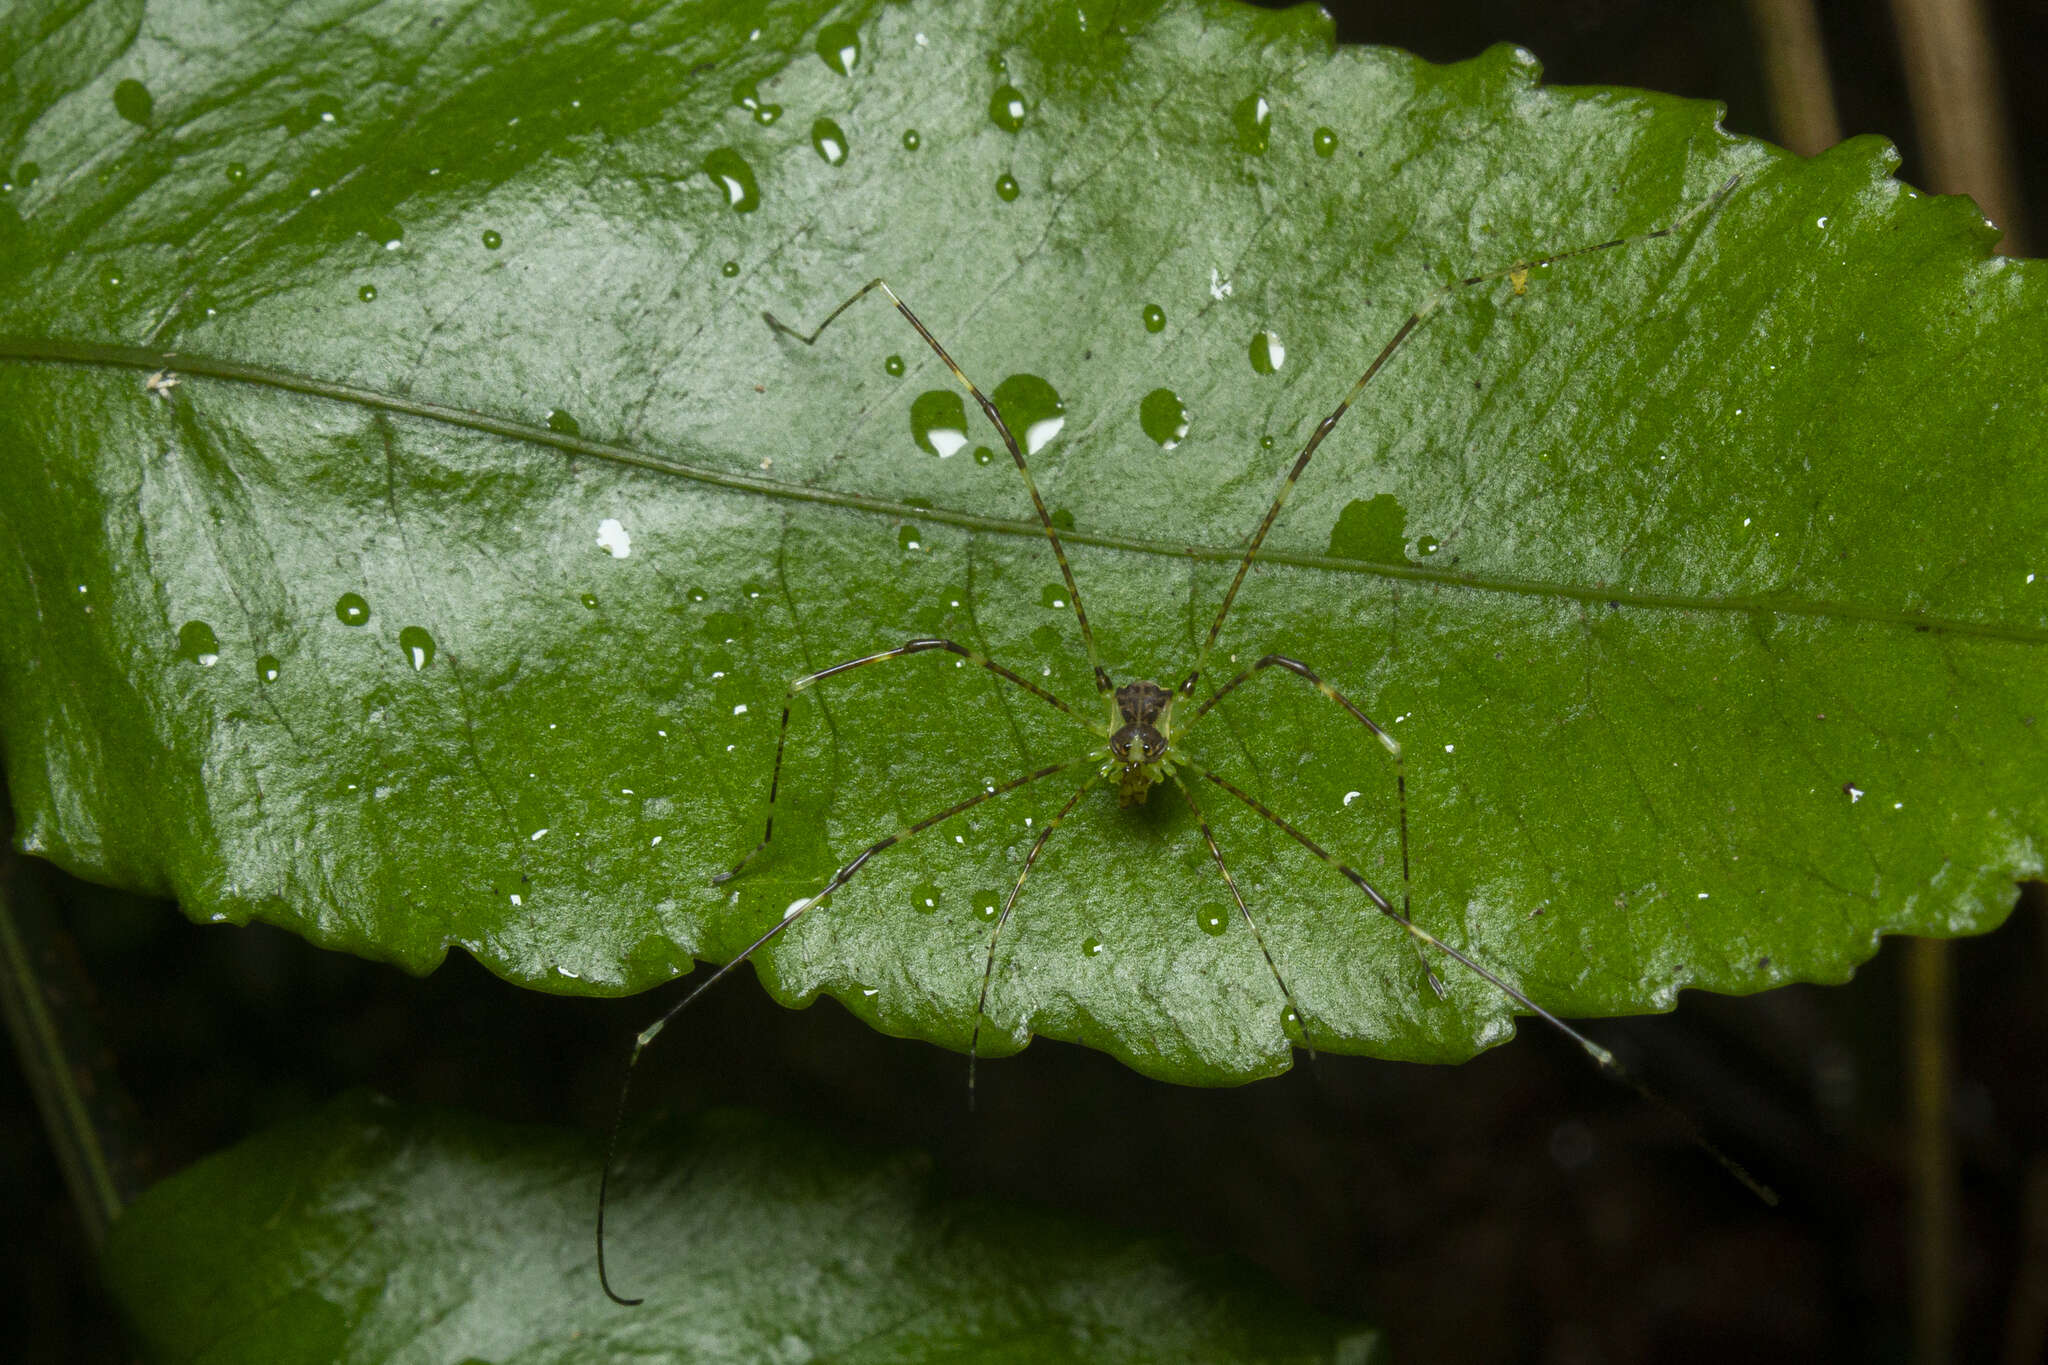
[1142,303,1166,333]
[910,389,970,457]
[1313,126,1337,157]
[1197,903,1229,936]
[816,22,860,75]
[991,374,1065,454]
[1232,94,1271,155]
[177,620,220,666]
[911,881,940,914]
[901,128,921,151]
[702,147,760,213]
[335,593,370,626]
[113,79,153,126]
[1249,330,1286,375]
[545,408,580,436]
[1139,388,1190,450]
[398,625,435,670]
[481,228,502,249]
[989,85,1025,132]
[257,654,281,684]
[811,117,848,165]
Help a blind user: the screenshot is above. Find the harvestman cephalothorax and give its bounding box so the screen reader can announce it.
[596,171,1770,1305]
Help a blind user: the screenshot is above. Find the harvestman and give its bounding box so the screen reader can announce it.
[597,172,1765,1305]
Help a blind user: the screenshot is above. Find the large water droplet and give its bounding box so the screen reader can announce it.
[398,624,435,670]
[702,148,759,213]
[994,172,1020,202]
[113,79,153,126]
[911,881,940,914]
[989,85,1026,132]
[816,22,860,75]
[1197,903,1229,936]
[991,374,1065,454]
[898,524,925,553]
[335,593,370,626]
[1249,330,1285,375]
[1232,94,1271,155]
[910,389,970,457]
[1142,303,1166,334]
[1139,388,1190,449]
[971,889,1001,922]
[811,117,848,166]
[177,620,220,666]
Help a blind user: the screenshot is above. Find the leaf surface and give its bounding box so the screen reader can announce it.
[2,0,2044,1082]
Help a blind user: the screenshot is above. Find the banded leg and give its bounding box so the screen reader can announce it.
[1180,654,1440,997]
[1178,174,1742,698]
[600,750,1094,1305]
[1169,771,1319,1058]
[968,767,1110,1103]
[715,637,1088,886]
[1189,758,1778,1207]
[765,278,1112,696]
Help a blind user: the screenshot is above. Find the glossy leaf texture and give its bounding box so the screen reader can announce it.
[100,1091,1381,1363]
[2,0,2045,1084]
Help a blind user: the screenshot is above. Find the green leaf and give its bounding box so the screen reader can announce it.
[3,0,2044,1084]
[101,1091,1380,1363]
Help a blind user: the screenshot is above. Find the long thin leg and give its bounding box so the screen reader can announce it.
[1179,654,1441,997]
[599,750,1094,1305]
[715,637,1093,885]
[1178,174,1742,698]
[1168,771,1318,1059]
[968,767,1109,1104]
[1188,759,1778,1207]
[765,279,1113,696]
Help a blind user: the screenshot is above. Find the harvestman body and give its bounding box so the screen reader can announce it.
[597,173,1764,1305]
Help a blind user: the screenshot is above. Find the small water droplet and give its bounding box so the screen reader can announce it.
[481,228,502,249]
[911,881,940,914]
[580,592,599,609]
[1416,533,1439,556]
[1139,388,1190,449]
[545,408,581,436]
[1312,126,1337,157]
[100,267,124,290]
[1197,903,1229,936]
[971,889,1001,922]
[987,52,1008,75]
[1249,330,1286,375]
[816,21,861,75]
[901,128,921,150]
[972,445,996,466]
[702,147,760,212]
[687,587,708,603]
[899,524,924,553]
[1142,303,1166,333]
[1040,584,1068,609]
[910,389,970,457]
[398,624,435,670]
[731,81,781,125]
[991,373,1064,453]
[224,161,248,183]
[989,84,1026,132]
[721,259,740,277]
[113,78,153,126]
[994,172,1020,202]
[335,592,370,626]
[1082,936,1105,956]
[1232,93,1271,155]
[1260,435,1275,450]
[811,116,849,165]
[357,283,377,302]
[257,654,281,684]
[884,354,906,377]
[176,620,220,666]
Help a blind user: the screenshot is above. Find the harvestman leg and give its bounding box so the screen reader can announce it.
[715,637,1090,884]
[1179,653,1443,997]
[598,750,1096,1305]
[765,278,1114,697]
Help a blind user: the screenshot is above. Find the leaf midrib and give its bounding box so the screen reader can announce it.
[5,335,2039,646]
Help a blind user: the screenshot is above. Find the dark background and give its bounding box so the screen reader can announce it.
[8,3,2048,1362]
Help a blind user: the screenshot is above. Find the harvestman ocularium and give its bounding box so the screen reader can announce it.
[596,172,1767,1305]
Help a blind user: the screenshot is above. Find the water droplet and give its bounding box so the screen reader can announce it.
[972,445,996,466]
[305,93,344,128]
[1082,936,1104,956]
[702,147,760,213]
[1142,303,1166,333]
[335,592,370,626]
[687,587,709,603]
[1416,533,1440,556]
[357,284,377,302]
[100,267,124,290]
[176,620,220,666]
[1040,584,1068,609]
[1232,93,1271,155]
[910,389,970,457]
[816,21,861,75]
[257,654,281,684]
[989,85,1026,132]
[224,161,248,183]
[991,374,1064,453]
[1139,388,1190,450]
[987,52,1008,75]
[911,881,940,914]
[899,524,924,553]
[580,592,599,609]
[901,128,921,151]
[731,81,781,125]
[721,259,740,277]
[481,228,502,249]
[545,408,581,436]
[811,117,849,165]
[398,624,435,670]
[1313,126,1337,157]
[994,171,1020,202]
[1249,329,1285,375]
[884,354,906,377]
[971,889,1001,922]
[1197,903,1229,936]
[1260,435,1275,450]
[113,78,153,126]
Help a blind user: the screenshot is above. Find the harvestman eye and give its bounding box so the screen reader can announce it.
[595,172,1768,1306]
